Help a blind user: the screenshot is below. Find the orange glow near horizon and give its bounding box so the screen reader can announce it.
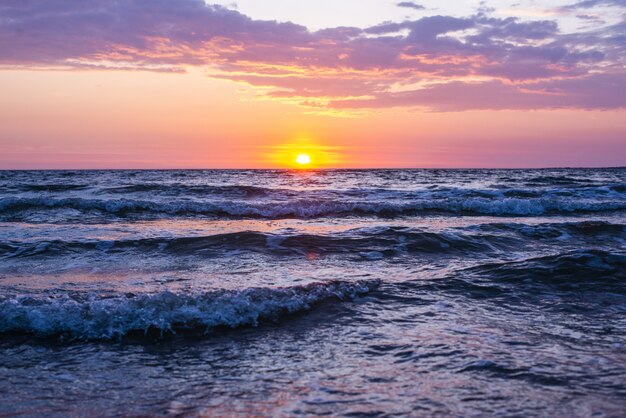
[265,139,346,168]
[0,69,625,169]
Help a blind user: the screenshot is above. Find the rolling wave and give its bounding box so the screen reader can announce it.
[409,249,626,301]
[0,279,380,340]
[98,184,275,198]
[7,184,91,192]
[467,220,626,238]
[2,222,623,259]
[1,195,624,219]
[0,228,501,258]
[464,249,626,287]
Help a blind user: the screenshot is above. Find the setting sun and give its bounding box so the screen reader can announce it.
[264,139,346,168]
[295,153,312,166]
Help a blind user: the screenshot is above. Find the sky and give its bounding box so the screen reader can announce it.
[0,0,625,169]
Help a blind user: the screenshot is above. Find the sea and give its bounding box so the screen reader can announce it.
[0,168,625,417]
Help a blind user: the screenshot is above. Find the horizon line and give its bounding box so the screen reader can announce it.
[1,166,625,171]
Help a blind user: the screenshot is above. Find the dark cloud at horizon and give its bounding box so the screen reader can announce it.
[0,0,624,113]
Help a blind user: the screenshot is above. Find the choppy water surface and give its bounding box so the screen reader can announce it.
[1,169,625,417]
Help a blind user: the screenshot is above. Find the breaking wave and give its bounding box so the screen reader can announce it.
[1,196,625,219]
[0,279,380,341]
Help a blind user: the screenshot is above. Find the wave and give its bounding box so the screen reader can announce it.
[414,250,626,300]
[0,279,380,341]
[523,175,596,185]
[458,360,567,386]
[1,196,624,219]
[5,221,623,260]
[98,184,276,198]
[465,249,626,286]
[7,181,626,198]
[2,219,624,261]
[7,184,91,192]
[0,227,510,259]
[383,249,626,316]
[467,220,626,239]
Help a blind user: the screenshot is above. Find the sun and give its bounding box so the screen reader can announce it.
[295,153,312,166]
[268,140,343,168]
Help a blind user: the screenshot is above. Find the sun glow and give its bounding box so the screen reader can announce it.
[263,139,346,168]
[295,153,312,166]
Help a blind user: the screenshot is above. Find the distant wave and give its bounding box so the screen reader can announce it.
[98,184,276,198]
[523,175,598,185]
[0,279,380,340]
[7,184,91,192]
[4,222,623,259]
[1,195,625,219]
[0,228,503,259]
[5,181,626,197]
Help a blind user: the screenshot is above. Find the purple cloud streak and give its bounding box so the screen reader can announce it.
[397,2,426,11]
[0,0,624,112]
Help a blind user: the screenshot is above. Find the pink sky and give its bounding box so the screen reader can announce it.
[0,0,624,168]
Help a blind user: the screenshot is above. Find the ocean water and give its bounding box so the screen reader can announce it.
[0,168,625,417]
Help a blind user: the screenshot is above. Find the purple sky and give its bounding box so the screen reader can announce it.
[0,0,624,168]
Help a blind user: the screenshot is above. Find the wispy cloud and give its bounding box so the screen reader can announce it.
[562,0,626,9]
[0,0,624,113]
[396,2,426,11]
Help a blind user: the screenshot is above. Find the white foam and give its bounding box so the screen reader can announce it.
[1,195,624,218]
[0,279,380,340]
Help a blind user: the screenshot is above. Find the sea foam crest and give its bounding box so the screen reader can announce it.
[0,279,380,340]
[0,196,625,217]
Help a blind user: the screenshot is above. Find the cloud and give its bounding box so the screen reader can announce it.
[396,2,426,11]
[0,0,624,113]
[563,0,626,9]
[328,72,626,111]
[576,13,606,23]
